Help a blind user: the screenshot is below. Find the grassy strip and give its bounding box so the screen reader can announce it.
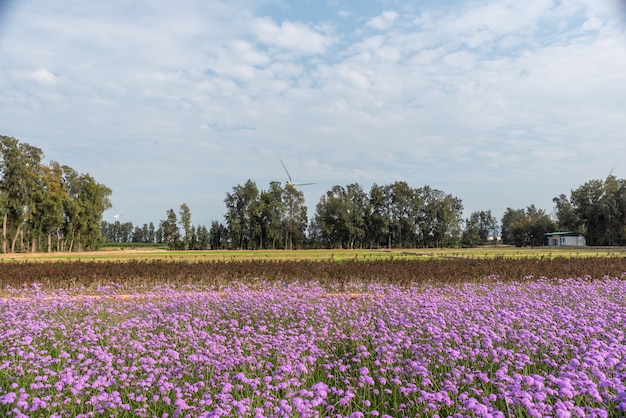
[2,246,625,263]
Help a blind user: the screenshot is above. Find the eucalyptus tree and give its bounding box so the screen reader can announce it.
[313,185,351,248]
[1,139,112,254]
[501,208,525,245]
[179,203,192,250]
[0,190,6,253]
[386,181,418,248]
[255,181,285,249]
[147,222,156,243]
[224,180,259,249]
[282,183,307,250]
[462,214,481,247]
[501,205,554,246]
[134,222,156,243]
[0,136,44,252]
[552,194,580,233]
[69,172,112,251]
[365,183,391,248]
[312,181,464,249]
[116,222,134,242]
[600,175,626,245]
[419,187,464,247]
[188,226,198,250]
[525,205,555,246]
[462,210,498,247]
[345,183,368,249]
[569,179,604,245]
[569,175,626,245]
[132,226,144,243]
[312,183,369,249]
[161,209,181,250]
[37,161,69,251]
[195,225,210,250]
[209,220,227,249]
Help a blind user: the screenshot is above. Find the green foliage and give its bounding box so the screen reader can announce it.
[311,182,465,250]
[0,135,111,253]
[501,205,555,246]
[224,180,261,249]
[566,175,626,246]
[462,210,498,247]
[160,209,181,250]
[179,203,192,250]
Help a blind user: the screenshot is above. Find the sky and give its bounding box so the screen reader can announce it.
[1,0,625,229]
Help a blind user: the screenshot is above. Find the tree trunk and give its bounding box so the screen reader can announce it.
[56,229,62,251]
[2,213,6,253]
[11,224,21,253]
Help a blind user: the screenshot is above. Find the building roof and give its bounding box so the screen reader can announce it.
[544,231,583,236]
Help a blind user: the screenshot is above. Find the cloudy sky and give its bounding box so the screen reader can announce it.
[1,0,625,229]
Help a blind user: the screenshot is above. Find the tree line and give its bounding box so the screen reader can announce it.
[104,175,626,250]
[0,135,111,253]
[3,135,626,253]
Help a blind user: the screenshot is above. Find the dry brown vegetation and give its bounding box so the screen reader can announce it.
[2,255,626,292]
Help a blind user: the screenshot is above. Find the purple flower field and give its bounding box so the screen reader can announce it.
[1,276,626,417]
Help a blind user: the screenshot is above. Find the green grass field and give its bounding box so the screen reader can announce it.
[1,245,624,263]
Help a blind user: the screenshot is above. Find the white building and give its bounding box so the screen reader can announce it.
[545,232,586,247]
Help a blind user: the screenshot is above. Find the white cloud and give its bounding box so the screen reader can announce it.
[366,11,398,30]
[251,17,331,54]
[30,69,57,84]
[1,0,625,226]
[231,40,270,66]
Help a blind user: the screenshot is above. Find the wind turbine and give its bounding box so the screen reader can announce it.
[280,159,315,187]
[112,206,125,224]
[279,159,315,250]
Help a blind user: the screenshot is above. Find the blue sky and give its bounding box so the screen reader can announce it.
[1,0,625,229]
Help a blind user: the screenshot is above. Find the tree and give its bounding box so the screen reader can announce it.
[386,181,418,248]
[463,210,498,247]
[147,222,156,243]
[569,175,626,246]
[345,183,368,249]
[160,209,181,250]
[430,193,464,247]
[57,166,111,251]
[224,180,259,249]
[179,203,192,250]
[418,186,463,248]
[501,208,525,245]
[601,176,626,245]
[75,174,112,250]
[570,179,604,245]
[462,214,481,247]
[525,205,554,247]
[312,183,368,249]
[501,205,554,246]
[313,185,351,249]
[209,220,226,249]
[282,183,307,250]
[36,161,68,252]
[552,194,580,232]
[255,181,285,249]
[365,183,390,249]
[132,226,144,243]
[0,136,44,252]
[196,225,210,250]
